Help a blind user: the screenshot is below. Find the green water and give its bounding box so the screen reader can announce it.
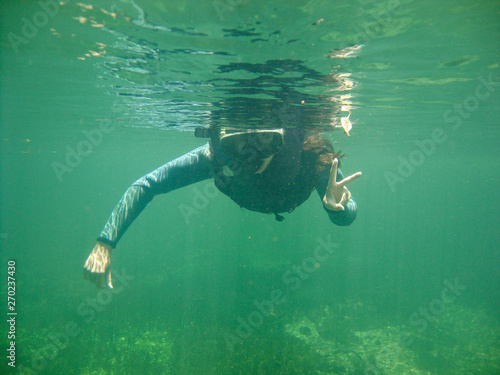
[1,0,499,374]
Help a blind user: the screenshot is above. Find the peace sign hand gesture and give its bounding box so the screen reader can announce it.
[322,158,362,212]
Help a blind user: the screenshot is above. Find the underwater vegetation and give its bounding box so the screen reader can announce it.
[15,296,499,374]
[285,301,500,375]
[16,321,173,375]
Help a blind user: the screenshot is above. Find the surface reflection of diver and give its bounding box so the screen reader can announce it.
[83,127,362,288]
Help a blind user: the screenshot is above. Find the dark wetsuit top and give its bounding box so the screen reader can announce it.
[97,144,357,248]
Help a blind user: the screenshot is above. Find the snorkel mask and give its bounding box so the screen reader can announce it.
[219,128,285,161]
[195,127,285,161]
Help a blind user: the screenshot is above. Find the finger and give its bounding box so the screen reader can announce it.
[328,158,340,186]
[96,275,106,289]
[330,202,345,211]
[339,188,351,207]
[91,272,105,289]
[106,269,113,289]
[84,267,101,287]
[338,171,362,187]
[83,265,107,289]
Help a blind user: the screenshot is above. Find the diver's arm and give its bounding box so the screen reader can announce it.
[316,159,361,226]
[83,144,213,288]
[98,144,213,247]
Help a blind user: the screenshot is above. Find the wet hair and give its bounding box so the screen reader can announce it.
[277,132,344,203]
[301,132,344,178]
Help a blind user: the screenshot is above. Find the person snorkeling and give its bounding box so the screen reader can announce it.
[83,126,362,288]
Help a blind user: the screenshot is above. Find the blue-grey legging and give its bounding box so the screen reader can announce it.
[96,144,357,248]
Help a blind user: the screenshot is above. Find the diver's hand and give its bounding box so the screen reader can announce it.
[323,158,362,211]
[83,242,113,288]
